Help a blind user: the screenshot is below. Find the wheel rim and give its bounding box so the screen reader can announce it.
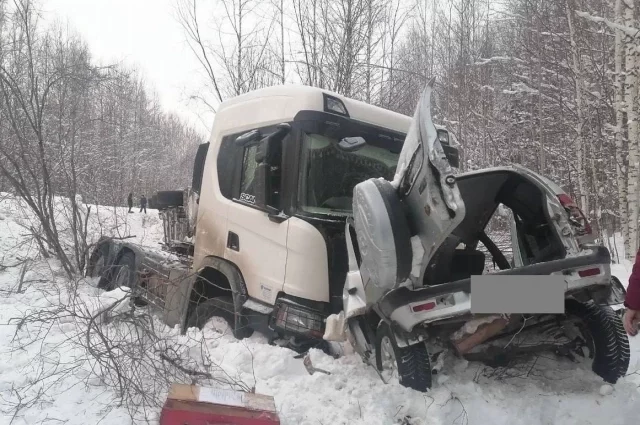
[380,336,398,383]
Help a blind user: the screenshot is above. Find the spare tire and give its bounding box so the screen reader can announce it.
[155,190,184,209]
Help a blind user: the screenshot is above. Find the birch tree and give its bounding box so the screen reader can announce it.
[623,0,639,255]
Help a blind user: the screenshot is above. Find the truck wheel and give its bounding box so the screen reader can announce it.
[92,244,114,289]
[187,296,253,339]
[566,299,630,384]
[113,251,137,289]
[155,191,184,209]
[375,322,433,392]
[90,243,109,277]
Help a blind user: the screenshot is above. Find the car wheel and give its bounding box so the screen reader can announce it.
[375,321,433,392]
[565,299,630,384]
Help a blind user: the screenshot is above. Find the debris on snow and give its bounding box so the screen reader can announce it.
[599,384,614,396]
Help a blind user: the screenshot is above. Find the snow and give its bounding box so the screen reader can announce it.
[599,384,614,396]
[1,194,640,425]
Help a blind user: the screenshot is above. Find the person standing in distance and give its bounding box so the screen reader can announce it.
[139,194,147,214]
[127,192,133,213]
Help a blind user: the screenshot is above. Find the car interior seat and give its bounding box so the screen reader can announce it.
[423,235,486,285]
[449,249,486,282]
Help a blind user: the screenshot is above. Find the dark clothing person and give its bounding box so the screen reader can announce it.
[139,195,147,214]
[127,193,133,213]
[623,250,640,336]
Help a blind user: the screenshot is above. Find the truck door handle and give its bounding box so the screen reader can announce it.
[227,231,240,251]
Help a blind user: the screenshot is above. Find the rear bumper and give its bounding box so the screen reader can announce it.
[380,246,612,332]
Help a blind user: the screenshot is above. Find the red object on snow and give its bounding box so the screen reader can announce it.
[159,384,280,425]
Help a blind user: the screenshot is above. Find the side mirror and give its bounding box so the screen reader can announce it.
[235,129,261,146]
[337,136,366,152]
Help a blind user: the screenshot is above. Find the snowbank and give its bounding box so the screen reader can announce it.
[0,195,639,425]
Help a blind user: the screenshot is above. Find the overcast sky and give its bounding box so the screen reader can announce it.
[44,0,214,136]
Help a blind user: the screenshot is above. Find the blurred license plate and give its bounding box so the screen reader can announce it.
[470,275,565,314]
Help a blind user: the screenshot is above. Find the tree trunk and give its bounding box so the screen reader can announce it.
[613,0,629,256]
[566,0,589,217]
[624,0,639,258]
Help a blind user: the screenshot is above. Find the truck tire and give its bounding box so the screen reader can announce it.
[375,321,433,392]
[566,299,630,384]
[92,243,114,290]
[187,296,233,330]
[187,296,254,339]
[155,191,183,209]
[112,251,137,290]
[89,243,109,277]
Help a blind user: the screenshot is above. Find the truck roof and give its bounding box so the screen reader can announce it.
[213,84,412,136]
[211,84,458,148]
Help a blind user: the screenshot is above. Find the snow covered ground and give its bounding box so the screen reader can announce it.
[0,193,639,425]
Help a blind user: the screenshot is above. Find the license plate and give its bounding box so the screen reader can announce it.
[470,275,565,314]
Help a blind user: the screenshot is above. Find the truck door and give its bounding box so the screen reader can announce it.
[223,125,290,306]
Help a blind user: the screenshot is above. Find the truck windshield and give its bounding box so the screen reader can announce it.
[297,130,401,216]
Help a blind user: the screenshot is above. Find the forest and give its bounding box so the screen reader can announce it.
[1,0,639,261]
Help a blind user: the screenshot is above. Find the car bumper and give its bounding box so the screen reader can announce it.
[379,246,612,333]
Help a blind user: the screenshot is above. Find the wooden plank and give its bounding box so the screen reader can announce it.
[167,384,277,413]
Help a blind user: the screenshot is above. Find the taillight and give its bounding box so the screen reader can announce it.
[557,194,592,235]
[412,301,436,312]
[578,267,600,278]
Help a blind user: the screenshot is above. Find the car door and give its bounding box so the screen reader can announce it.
[394,78,467,284]
[223,127,289,306]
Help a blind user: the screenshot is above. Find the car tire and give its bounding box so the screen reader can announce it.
[187,296,253,339]
[566,299,630,384]
[375,321,433,392]
[155,191,184,209]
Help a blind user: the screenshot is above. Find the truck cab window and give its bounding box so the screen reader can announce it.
[297,131,399,216]
[239,141,283,210]
[240,145,259,204]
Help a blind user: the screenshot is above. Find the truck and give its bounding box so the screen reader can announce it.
[87,82,629,391]
[87,84,460,353]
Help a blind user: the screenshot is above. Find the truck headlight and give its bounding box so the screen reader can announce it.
[271,299,326,338]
